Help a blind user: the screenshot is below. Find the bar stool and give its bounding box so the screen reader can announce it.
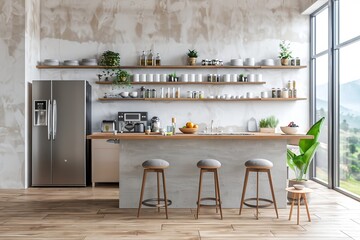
[137,159,172,219]
[196,159,223,220]
[239,158,278,219]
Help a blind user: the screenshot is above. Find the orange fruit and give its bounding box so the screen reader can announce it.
[193,124,199,128]
[186,122,194,128]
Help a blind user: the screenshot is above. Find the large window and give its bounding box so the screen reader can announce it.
[312,7,329,184]
[311,0,360,199]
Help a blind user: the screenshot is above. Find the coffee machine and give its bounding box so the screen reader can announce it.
[118,112,148,133]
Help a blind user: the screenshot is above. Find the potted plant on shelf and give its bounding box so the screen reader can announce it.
[187,49,198,66]
[259,116,279,133]
[168,72,178,82]
[99,50,120,66]
[113,69,131,87]
[287,117,325,203]
[278,40,292,66]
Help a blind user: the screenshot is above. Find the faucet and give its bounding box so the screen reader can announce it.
[210,120,214,133]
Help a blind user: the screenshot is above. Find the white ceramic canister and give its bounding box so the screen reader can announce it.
[140,74,146,82]
[255,73,262,82]
[182,74,189,82]
[196,74,203,82]
[155,74,161,82]
[161,74,167,82]
[133,74,140,82]
[147,74,154,82]
[247,74,255,82]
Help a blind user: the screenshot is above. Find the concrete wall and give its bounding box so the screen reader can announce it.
[0,0,312,188]
[39,0,310,135]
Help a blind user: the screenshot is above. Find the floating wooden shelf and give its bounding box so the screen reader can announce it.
[95,81,266,85]
[36,65,307,70]
[98,97,307,102]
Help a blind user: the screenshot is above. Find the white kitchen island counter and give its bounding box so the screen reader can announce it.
[87,133,312,208]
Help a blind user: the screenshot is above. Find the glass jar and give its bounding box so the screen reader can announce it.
[187,90,192,98]
[151,89,156,98]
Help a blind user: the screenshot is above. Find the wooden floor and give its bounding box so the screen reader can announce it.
[0,181,360,240]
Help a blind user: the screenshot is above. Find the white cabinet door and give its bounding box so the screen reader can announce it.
[91,139,119,186]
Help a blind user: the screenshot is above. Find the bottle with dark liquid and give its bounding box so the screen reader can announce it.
[155,53,161,66]
[140,51,146,66]
[147,50,153,66]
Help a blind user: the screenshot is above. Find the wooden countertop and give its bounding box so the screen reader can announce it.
[87,132,313,141]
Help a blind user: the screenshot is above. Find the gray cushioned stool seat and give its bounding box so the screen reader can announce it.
[197,159,221,169]
[245,158,273,169]
[142,159,169,169]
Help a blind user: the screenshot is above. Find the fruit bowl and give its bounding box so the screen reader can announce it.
[179,127,198,134]
[280,126,299,135]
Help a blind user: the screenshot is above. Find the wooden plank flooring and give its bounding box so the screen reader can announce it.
[0,182,359,239]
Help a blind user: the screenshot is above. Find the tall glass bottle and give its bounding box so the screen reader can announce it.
[155,53,161,66]
[147,50,154,66]
[172,117,176,135]
[140,51,146,66]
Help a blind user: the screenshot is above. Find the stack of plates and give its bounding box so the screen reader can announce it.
[262,59,275,66]
[43,59,60,66]
[81,58,98,66]
[230,59,243,66]
[63,60,79,66]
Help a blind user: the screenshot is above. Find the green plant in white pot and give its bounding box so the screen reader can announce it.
[287,117,325,203]
[259,116,279,133]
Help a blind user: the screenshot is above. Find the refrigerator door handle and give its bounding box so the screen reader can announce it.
[52,99,57,140]
[47,100,52,140]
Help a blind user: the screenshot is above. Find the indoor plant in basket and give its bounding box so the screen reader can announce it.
[278,40,292,66]
[187,49,198,66]
[287,117,325,203]
[259,116,279,133]
[113,69,131,87]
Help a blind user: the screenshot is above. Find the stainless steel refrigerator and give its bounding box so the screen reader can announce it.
[32,80,91,186]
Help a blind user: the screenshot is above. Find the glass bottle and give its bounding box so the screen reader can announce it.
[147,50,153,66]
[293,80,297,98]
[172,117,176,135]
[155,53,161,66]
[140,51,146,66]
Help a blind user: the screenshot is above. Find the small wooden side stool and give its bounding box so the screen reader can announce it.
[137,159,172,219]
[196,159,223,220]
[286,187,313,225]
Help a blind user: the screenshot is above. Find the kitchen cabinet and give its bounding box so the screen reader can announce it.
[91,139,119,186]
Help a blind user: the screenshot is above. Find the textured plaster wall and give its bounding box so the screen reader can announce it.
[0,0,26,188]
[39,0,310,134]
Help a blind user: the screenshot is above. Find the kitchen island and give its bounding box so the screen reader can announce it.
[87,132,312,208]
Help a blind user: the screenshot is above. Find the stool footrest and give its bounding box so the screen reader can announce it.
[196,197,221,207]
[142,198,172,208]
[243,198,273,208]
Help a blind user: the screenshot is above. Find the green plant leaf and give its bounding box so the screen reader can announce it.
[299,117,325,154]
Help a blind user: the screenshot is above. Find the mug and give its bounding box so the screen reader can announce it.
[261,91,269,98]
[133,74,140,82]
[255,73,262,82]
[246,92,253,98]
[147,74,153,82]
[247,74,255,82]
[161,74,167,82]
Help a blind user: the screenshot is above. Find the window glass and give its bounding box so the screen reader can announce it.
[339,41,360,196]
[315,54,329,183]
[315,8,328,54]
[339,0,360,43]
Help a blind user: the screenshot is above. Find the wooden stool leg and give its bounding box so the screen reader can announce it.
[303,193,311,222]
[157,172,160,213]
[267,169,279,218]
[161,169,169,219]
[239,169,250,215]
[137,170,147,218]
[214,171,219,213]
[297,193,301,225]
[256,171,259,220]
[215,169,223,220]
[289,193,295,220]
[196,169,204,219]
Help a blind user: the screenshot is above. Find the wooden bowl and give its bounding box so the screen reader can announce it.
[179,127,198,134]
